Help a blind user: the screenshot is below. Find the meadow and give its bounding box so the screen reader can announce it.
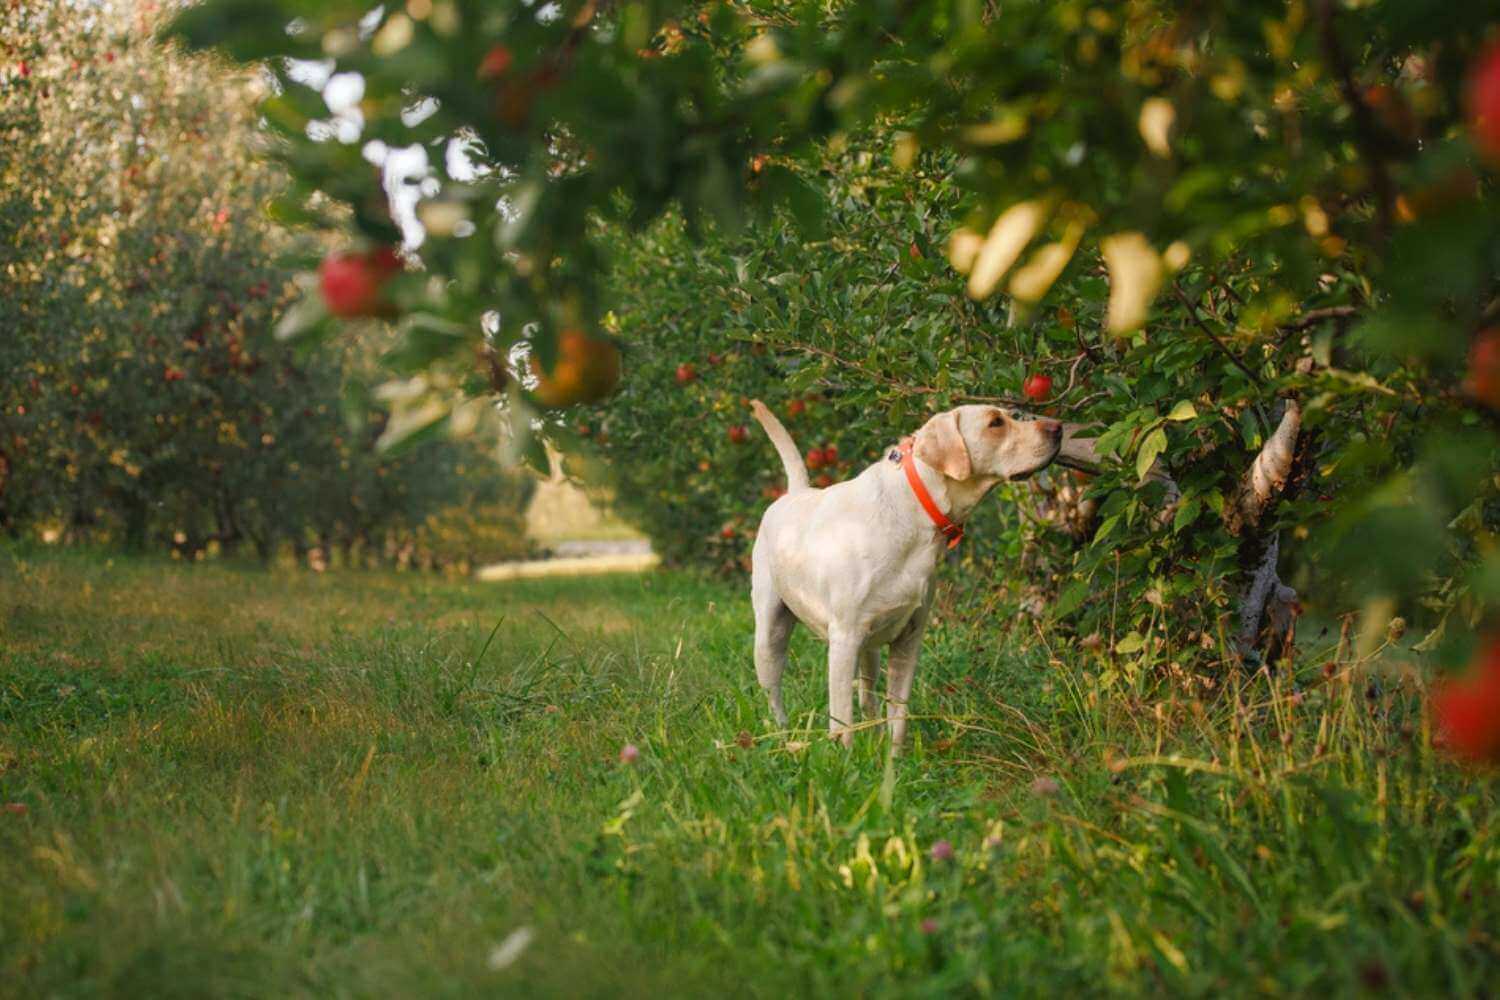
[3,548,1497,997]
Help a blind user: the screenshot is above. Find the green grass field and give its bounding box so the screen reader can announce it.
[3,549,1497,997]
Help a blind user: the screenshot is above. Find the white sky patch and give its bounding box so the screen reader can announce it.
[278,31,496,249]
[286,58,335,90]
[402,96,440,127]
[384,144,433,247]
[323,72,365,114]
[446,133,488,182]
[357,5,386,39]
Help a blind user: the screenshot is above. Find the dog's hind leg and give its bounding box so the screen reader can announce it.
[752,575,794,727]
[857,646,881,723]
[885,611,929,751]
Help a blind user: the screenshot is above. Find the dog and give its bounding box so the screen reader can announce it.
[748,400,1063,747]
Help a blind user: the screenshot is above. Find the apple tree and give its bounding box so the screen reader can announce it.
[0,0,526,565]
[163,0,1500,676]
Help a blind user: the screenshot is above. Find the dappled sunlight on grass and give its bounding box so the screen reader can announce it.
[2,550,1498,995]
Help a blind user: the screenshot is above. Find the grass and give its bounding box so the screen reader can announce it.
[2,547,1497,997]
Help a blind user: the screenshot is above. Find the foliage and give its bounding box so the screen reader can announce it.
[584,137,1033,569]
[0,1,527,564]
[161,0,1500,668]
[4,552,1497,993]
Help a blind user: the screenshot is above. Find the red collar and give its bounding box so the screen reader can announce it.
[898,437,964,549]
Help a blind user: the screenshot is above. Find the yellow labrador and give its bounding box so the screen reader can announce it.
[749,400,1062,747]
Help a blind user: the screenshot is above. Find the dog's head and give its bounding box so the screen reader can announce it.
[913,405,1063,483]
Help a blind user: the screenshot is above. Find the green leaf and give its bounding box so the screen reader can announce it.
[1136,427,1168,483]
[382,314,470,374]
[339,379,371,434]
[274,294,332,345]
[521,432,551,477]
[1166,399,1197,421]
[1172,495,1202,533]
[1114,632,1146,655]
[376,399,450,454]
[762,166,827,240]
[1050,580,1089,620]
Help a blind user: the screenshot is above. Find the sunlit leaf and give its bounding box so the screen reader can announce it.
[1167,399,1198,421]
[1138,97,1176,157]
[1101,231,1163,334]
[1137,426,1168,482]
[966,200,1048,301]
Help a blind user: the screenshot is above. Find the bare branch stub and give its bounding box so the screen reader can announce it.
[1225,399,1302,537]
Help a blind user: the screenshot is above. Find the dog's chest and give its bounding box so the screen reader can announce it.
[775,540,934,642]
[859,561,934,641]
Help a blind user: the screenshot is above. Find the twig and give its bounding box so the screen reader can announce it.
[1062,351,1089,396]
[1277,305,1359,339]
[1074,322,1101,362]
[1172,281,1264,387]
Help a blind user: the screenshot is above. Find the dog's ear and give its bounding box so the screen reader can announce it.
[914,410,972,480]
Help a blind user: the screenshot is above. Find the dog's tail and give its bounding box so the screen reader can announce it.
[749,399,810,493]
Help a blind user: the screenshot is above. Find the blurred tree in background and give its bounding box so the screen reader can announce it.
[0,1,531,570]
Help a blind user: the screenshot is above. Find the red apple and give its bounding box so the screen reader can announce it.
[1467,329,1500,408]
[1433,636,1500,763]
[806,447,825,470]
[707,352,723,366]
[728,424,749,444]
[319,247,401,319]
[1023,372,1052,402]
[529,329,621,408]
[478,44,513,80]
[786,398,806,418]
[822,444,838,464]
[720,525,735,539]
[1364,84,1418,141]
[814,473,834,488]
[1467,41,1500,162]
[675,363,697,385]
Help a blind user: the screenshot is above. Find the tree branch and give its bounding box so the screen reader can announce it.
[1172,281,1264,387]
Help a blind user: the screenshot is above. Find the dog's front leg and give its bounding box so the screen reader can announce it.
[857,647,881,723]
[827,631,861,747]
[885,615,928,751]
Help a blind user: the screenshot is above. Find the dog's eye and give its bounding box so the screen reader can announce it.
[989,415,1006,428]
[1009,410,1024,421]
